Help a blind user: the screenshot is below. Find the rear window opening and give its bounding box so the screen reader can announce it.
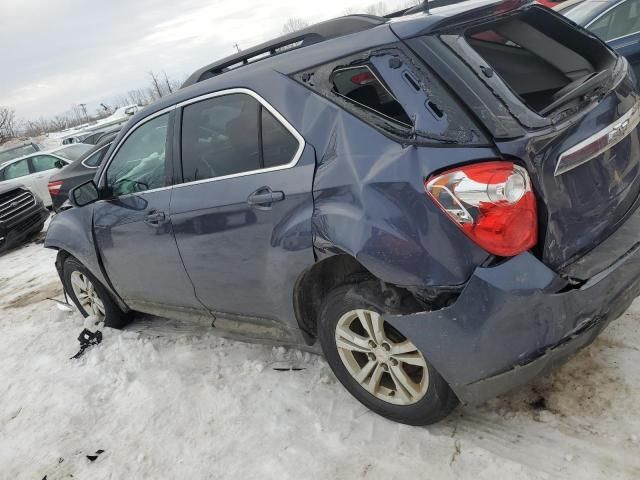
[331,65,413,126]
[464,6,617,115]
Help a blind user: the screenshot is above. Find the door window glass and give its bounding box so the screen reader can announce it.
[105,114,169,197]
[589,0,640,41]
[2,159,30,180]
[261,107,299,168]
[181,94,260,182]
[31,155,59,172]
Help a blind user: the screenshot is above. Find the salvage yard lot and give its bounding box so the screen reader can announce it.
[1,234,639,479]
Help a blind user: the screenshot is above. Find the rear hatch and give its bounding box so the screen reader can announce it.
[396,2,640,277]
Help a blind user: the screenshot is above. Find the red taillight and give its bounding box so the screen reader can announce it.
[425,161,537,257]
[48,180,63,196]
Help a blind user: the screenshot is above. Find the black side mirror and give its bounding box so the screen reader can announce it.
[54,160,65,169]
[69,180,100,208]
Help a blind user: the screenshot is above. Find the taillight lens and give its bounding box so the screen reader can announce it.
[425,161,537,257]
[48,180,63,196]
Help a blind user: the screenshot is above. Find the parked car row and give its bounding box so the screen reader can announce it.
[0,144,92,208]
[44,0,640,426]
[556,0,640,79]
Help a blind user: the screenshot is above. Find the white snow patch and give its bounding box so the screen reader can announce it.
[1,239,640,479]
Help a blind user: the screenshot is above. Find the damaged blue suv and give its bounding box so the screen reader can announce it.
[45,0,640,425]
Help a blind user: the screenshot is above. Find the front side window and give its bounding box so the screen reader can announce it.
[180,93,300,183]
[588,0,640,41]
[31,155,59,172]
[106,114,169,197]
[2,159,30,180]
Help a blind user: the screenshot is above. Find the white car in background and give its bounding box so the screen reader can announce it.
[0,144,92,207]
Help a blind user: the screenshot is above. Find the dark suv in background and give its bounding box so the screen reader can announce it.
[0,184,48,253]
[46,0,640,425]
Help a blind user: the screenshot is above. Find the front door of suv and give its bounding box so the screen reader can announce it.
[169,90,315,337]
[94,111,204,316]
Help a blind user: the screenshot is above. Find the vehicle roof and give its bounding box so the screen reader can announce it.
[0,143,35,154]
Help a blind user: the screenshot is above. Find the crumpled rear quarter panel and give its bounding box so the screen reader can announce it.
[304,93,493,287]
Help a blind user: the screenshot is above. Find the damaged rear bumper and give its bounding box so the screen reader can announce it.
[384,245,640,405]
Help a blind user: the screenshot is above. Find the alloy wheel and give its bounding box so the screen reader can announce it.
[334,309,429,406]
[70,271,106,318]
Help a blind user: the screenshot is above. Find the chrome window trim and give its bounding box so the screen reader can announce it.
[81,143,111,169]
[172,88,306,190]
[585,0,640,42]
[98,88,305,195]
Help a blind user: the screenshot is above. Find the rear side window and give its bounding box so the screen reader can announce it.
[180,93,301,183]
[331,66,412,126]
[31,155,59,172]
[55,144,93,161]
[83,144,111,168]
[294,45,486,145]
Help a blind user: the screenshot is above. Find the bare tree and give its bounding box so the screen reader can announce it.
[127,89,149,106]
[148,71,164,101]
[163,71,180,95]
[0,107,17,145]
[345,0,421,16]
[282,17,310,34]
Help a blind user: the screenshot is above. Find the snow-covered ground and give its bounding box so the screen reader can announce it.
[1,230,639,480]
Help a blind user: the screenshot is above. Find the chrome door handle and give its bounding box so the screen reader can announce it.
[145,210,166,226]
[247,186,285,210]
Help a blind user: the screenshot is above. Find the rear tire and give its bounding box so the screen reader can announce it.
[62,256,131,329]
[318,280,458,425]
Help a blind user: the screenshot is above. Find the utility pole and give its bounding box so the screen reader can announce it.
[79,103,89,122]
[233,43,241,52]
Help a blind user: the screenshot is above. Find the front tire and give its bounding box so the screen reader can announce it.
[63,256,131,329]
[318,281,458,425]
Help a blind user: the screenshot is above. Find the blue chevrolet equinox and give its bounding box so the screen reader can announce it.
[45,0,640,424]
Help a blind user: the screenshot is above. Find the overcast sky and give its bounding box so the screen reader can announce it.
[0,0,415,121]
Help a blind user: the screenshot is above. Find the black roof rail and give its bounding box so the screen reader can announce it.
[182,15,386,88]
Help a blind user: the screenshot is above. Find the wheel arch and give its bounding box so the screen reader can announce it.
[293,253,372,345]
